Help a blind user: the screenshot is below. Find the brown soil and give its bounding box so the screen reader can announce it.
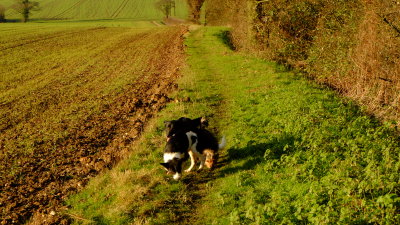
[163,17,187,26]
[0,26,188,225]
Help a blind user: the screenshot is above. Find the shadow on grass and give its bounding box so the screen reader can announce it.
[1,18,156,24]
[0,19,20,23]
[161,164,219,223]
[0,18,67,23]
[217,133,301,177]
[161,133,299,223]
[92,216,108,225]
[213,30,236,50]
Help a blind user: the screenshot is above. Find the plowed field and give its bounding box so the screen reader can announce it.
[0,24,187,224]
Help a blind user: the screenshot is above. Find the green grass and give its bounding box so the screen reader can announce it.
[65,27,399,224]
[1,0,188,21]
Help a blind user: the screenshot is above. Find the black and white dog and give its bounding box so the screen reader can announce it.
[164,117,207,141]
[160,130,198,180]
[161,117,226,180]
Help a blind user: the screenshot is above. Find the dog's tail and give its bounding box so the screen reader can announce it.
[218,136,227,150]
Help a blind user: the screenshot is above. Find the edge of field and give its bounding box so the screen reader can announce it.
[1,0,189,21]
[0,22,191,224]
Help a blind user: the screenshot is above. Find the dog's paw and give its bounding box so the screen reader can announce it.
[185,169,192,173]
[173,173,182,180]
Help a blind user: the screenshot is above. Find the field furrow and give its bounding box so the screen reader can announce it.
[0,24,188,224]
[0,27,106,51]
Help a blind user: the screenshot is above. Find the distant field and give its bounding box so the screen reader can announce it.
[0,22,187,224]
[1,0,188,20]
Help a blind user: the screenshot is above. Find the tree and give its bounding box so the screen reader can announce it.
[155,0,175,19]
[0,5,5,22]
[187,0,205,23]
[11,0,40,23]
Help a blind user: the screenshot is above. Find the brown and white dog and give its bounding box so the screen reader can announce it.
[185,128,226,171]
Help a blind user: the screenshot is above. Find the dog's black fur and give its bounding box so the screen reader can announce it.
[160,131,197,180]
[194,129,219,153]
[164,117,208,139]
[192,128,221,169]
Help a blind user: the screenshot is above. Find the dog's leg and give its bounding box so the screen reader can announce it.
[185,151,196,172]
[198,153,206,170]
[173,173,182,180]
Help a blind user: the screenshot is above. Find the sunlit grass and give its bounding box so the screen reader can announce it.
[189,27,400,224]
[65,27,399,224]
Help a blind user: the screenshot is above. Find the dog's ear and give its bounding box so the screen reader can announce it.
[160,163,170,170]
[164,121,171,127]
[192,117,202,129]
[178,117,190,122]
[200,117,208,128]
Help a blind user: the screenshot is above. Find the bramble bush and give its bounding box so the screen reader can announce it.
[208,0,400,134]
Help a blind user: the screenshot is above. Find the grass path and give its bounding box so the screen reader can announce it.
[168,27,399,224]
[66,27,399,224]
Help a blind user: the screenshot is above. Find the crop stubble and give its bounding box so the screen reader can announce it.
[0,25,188,224]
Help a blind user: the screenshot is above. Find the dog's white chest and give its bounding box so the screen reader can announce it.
[163,152,183,162]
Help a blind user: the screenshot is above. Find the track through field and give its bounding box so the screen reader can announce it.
[111,0,130,18]
[50,0,90,19]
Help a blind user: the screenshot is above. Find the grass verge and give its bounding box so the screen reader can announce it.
[66,27,399,224]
